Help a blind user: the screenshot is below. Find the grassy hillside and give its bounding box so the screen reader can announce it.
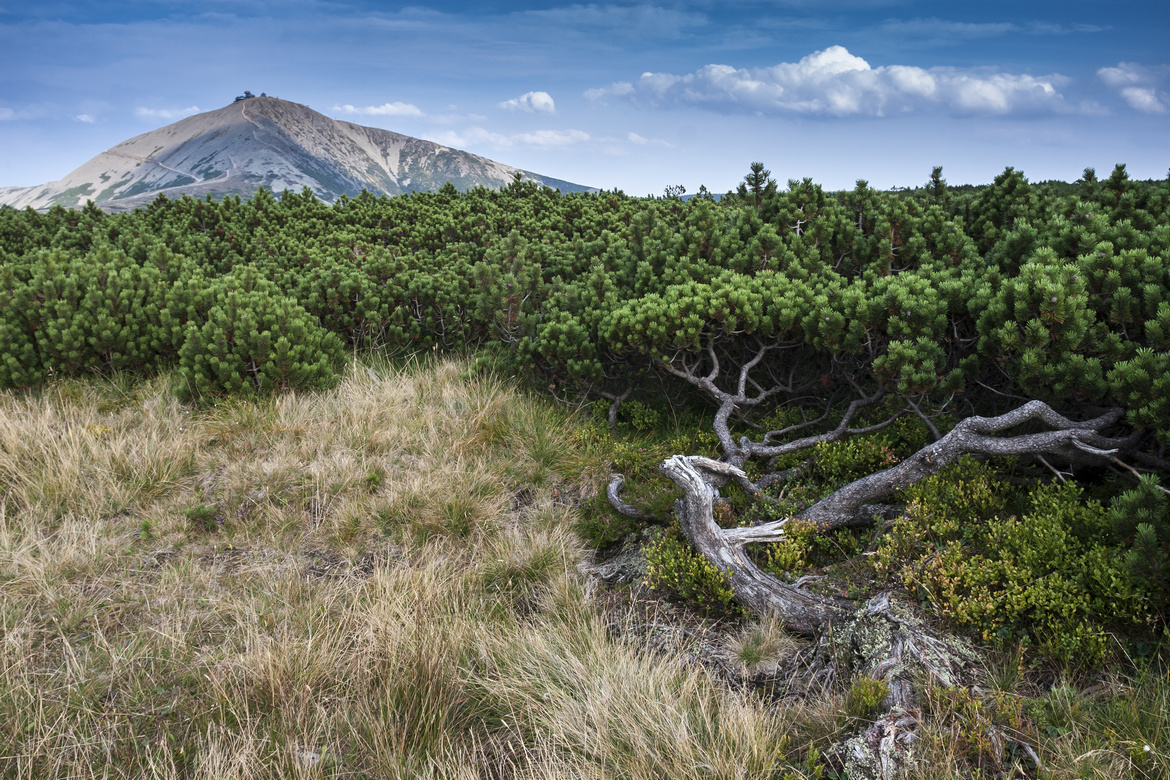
[1,359,1168,779]
[0,359,792,778]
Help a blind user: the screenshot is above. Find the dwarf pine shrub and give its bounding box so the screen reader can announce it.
[176,285,344,401]
[0,248,172,385]
[1112,475,1170,616]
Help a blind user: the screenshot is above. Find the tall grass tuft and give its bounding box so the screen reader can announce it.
[0,357,799,779]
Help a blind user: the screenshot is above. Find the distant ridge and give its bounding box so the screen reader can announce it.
[0,96,594,211]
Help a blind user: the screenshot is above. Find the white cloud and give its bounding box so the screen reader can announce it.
[1098,62,1169,114]
[134,106,200,120]
[514,129,588,146]
[584,82,635,101]
[1098,63,1150,88]
[586,45,1073,117]
[1119,87,1166,114]
[626,132,671,147]
[0,105,47,121]
[497,91,556,114]
[75,114,95,123]
[434,126,589,149]
[433,127,512,147]
[332,102,424,118]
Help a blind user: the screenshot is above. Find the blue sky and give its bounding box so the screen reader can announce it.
[1,0,1167,195]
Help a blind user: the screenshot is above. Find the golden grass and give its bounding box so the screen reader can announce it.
[0,357,798,779]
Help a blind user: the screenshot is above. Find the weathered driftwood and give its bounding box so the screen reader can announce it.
[659,453,848,636]
[610,400,1131,777]
[605,473,651,520]
[649,400,1131,628]
[654,455,981,778]
[792,401,1130,530]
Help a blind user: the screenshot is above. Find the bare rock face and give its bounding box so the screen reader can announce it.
[0,96,592,211]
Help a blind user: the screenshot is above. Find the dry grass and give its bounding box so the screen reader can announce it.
[0,357,799,779]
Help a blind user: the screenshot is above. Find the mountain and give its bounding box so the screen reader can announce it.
[0,96,593,211]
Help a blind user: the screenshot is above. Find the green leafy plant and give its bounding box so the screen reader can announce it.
[644,524,739,616]
[875,460,1142,663]
[844,676,889,721]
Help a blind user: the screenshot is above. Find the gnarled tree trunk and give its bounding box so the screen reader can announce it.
[617,401,1133,777]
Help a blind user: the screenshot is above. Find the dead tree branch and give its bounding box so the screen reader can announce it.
[796,401,1132,530]
[606,474,651,520]
[658,454,848,635]
[607,399,1132,778]
[597,386,633,431]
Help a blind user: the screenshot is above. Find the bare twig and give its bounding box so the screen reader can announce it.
[597,386,633,431]
[606,474,651,519]
[1112,456,1170,495]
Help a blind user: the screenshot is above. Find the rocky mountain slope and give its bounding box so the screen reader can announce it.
[0,96,592,211]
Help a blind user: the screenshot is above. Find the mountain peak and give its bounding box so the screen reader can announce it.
[0,99,591,211]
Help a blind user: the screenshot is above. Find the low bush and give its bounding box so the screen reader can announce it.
[756,517,864,582]
[844,676,890,721]
[874,458,1144,663]
[810,436,899,486]
[1112,474,1170,616]
[176,284,344,401]
[644,524,740,616]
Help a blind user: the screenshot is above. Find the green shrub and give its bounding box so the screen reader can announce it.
[748,512,863,581]
[665,428,722,458]
[618,399,660,432]
[1112,475,1170,615]
[760,520,823,578]
[1,248,171,387]
[364,468,385,493]
[574,495,643,549]
[184,504,221,533]
[0,269,42,388]
[874,460,1141,664]
[844,676,889,720]
[811,436,899,486]
[644,524,739,616]
[176,285,344,401]
[882,413,947,457]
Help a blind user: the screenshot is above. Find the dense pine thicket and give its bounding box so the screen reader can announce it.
[2,167,1167,436]
[2,166,1160,413]
[3,166,1170,656]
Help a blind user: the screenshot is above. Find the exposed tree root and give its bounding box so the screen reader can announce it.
[605,474,652,519]
[650,455,979,777]
[824,593,979,779]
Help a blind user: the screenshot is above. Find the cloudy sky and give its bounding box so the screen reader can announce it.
[1,0,1167,195]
